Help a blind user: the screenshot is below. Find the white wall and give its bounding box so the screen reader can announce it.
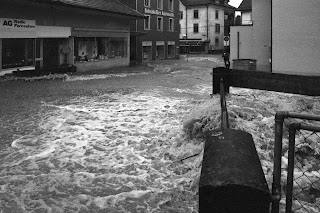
[272,0,320,76]
[252,0,271,72]
[241,12,252,25]
[230,25,254,67]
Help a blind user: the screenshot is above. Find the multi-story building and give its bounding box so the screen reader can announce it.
[230,0,320,76]
[119,0,180,64]
[0,0,145,76]
[179,0,235,53]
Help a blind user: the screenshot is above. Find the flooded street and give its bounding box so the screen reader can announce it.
[1,55,320,212]
[0,55,220,212]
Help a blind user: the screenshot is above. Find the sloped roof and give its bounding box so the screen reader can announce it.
[180,0,235,9]
[237,0,252,11]
[28,0,145,18]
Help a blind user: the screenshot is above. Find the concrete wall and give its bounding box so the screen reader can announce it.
[252,0,271,72]
[230,25,254,67]
[272,0,320,76]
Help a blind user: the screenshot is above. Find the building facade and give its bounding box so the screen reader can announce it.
[120,0,180,64]
[272,0,320,76]
[179,0,235,53]
[230,0,271,72]
[0,0,144,76]
[230,0,320,76]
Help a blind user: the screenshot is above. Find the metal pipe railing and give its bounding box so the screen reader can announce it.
[272,112,320,213]
[286,123,320,213]
[220,78,229,129]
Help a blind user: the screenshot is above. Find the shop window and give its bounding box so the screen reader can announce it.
[157,0,163,10]
[194,10,199,19]
[145,0,150,7]
[142,45,152,60]
[74,37,127,62]
[215,23,220,33]
[156,45,165,59]
[193,23,199,33]
[144,15,151,30]
[2,38,34,69]
[168,0,173,11]
[157,17,163,31]
[169,18,174,31]
[109,37,127,58]
[168,44,175,58]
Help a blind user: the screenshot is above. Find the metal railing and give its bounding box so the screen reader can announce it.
[272,112,320,213]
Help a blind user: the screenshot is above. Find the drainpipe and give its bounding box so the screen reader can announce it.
[185,4,188,39]
[207,4,209,41]
[0,39,2,71]
[270,0,273,72]
[237,31,240,59]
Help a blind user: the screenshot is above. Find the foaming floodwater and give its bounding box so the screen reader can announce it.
[2,81,319,212]
[0,88,204,212]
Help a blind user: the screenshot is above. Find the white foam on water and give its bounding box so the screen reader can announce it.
[65,72,149,81]
[1,88,203,212]
[2,85,320,212]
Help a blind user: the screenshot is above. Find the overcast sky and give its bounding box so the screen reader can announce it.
[229,0,242,8]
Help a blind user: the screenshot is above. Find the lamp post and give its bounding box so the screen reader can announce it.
[183,35,188,62]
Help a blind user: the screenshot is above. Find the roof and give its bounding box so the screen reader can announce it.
[28,0,145,18]
[180,0,236,9]
[237,0,252,11]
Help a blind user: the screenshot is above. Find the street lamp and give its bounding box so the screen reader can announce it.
[183,35,188,62]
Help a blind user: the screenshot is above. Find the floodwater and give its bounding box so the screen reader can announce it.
[1,55,320,212]
[0,55,218,212]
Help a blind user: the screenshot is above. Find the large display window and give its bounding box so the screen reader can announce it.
[142,41,152,61]
[74,37,128,62]
[2,38,35,69]
[168,42,175,58]
[156,45,165,59]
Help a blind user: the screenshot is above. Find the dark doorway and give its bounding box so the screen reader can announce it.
[43,39,60,68]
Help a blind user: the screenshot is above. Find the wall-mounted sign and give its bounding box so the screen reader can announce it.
[156,41,164,45]
[145,8,174,17]
[0,18,36,31]
[142,41,152,46]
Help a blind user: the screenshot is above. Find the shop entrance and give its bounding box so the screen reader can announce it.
[43,39,60,68]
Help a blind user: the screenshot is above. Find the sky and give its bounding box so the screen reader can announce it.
[228,0,243,8]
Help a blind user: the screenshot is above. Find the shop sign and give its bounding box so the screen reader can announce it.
[0,18,36,31]
[156,41,164,45]
[142,41,152,46]
[168,41,175,45]
[145,8,174,17]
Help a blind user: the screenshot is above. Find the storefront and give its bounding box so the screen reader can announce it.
[179,40,204,53]
[0,0,144,76]
[156,41,165,59]
[0,17,73,76]
[142,41,152,61]
[167,41,175,58]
